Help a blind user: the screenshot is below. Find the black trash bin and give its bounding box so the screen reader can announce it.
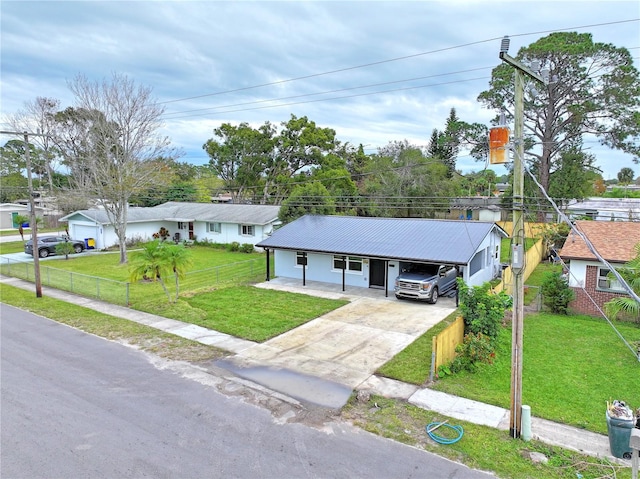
[606,409,634,459]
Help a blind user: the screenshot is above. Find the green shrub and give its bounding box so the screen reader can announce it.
[450,332,495,373]
[541,271,574,314]
[226,241,240,252]
[240,243,255,253]
[457,278,512,340]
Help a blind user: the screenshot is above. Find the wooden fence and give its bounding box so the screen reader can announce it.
[430,316,464,381]
[493,238,546,295]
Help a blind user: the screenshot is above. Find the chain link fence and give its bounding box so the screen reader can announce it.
[0,257,268,306]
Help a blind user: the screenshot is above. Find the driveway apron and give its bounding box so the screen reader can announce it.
[233,290,456,389]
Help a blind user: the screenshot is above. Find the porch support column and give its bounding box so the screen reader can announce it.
[302,252,307,286]
[342,255,346,292]
[385,260,389,297]
[265,249,270,281]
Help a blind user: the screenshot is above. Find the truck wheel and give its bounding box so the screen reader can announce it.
[429,287,438,304]
[39,248,49,258]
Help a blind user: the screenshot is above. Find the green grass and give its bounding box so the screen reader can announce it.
[0,283,227,362]
[343,395,633,479]
[377,310,460,383]
[1,246,274,307]
[380,310,639,435]
[38,246,265,281]
[1,246,345,342]
[138,285,348,342]
[501,237,539,263]
[0,240,25,254]
[524,262,562,304]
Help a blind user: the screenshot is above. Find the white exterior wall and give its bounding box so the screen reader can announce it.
[275,250,400,294]
[567,260,588,288]
[193,221,274,247]
[463,230,502,287]
[68,218,276,250]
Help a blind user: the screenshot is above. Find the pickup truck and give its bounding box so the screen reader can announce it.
[394,263,458,304]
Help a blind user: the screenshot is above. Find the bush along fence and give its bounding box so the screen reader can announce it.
[0,257,267,307]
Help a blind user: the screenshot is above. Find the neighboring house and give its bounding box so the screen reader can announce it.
[255,215,508,297]
[449,197,504,222]
[559,220,640,316]
[564,197,640,222]
[60,202,281,250]
[0,203,45,230]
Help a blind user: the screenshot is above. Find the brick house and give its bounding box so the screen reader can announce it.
[559,221,640,316]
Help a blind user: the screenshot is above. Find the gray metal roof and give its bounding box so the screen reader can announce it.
[60,202,280,226]
[256,215,507,264]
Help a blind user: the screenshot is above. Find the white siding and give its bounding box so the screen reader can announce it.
[193,221,273,247]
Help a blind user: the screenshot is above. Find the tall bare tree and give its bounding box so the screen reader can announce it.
[56,73,179,264]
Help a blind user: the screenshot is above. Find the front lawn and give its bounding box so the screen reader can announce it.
[1,245,347,343]
[39,246,265,281]
[0,240,26,254]
[138,285,348,342]
[379,310,639,435]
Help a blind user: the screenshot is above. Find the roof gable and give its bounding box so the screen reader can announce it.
[559,221,640,262]
[257,215,507,264]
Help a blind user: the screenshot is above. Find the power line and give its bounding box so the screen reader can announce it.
[162,66,493,119]
[159,18,639,105]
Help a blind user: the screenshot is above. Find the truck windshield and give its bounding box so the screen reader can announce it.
[407,264,439,275]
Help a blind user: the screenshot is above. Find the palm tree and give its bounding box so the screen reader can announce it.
[129,240,172,302]
[164,243,193,302]
[604,243,640,323]
[617,167,635,186]
[13,214,29,242]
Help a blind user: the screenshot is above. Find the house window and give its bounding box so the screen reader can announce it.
[178,222,187,229]
[239,225,254,236]
[333,255,362,273]
[295,252,307,266]
[469,250,484,276]
[207,222,221,233]
[597,267,625,292]
[495,245,499,260]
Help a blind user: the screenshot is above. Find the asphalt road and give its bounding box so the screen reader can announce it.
[1,304,495,479]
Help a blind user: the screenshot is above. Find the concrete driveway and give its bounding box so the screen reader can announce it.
[234,278,456,389]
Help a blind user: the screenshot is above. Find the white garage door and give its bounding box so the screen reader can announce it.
[72,225,100,249]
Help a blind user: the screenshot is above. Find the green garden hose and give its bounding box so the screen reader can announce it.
[426,421,464,445]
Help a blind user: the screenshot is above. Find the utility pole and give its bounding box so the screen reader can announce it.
[1,130,46,298]
[498,37,547,439]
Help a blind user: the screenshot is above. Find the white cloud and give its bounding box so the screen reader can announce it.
[1,0,637,179]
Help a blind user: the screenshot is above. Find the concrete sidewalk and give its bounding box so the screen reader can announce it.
[0,274,620,463]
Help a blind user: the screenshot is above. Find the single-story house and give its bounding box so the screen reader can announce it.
[564,197,640,222]
[0,203,46,230]
[60,201,281,250]
[255,215,508,297]
[559,220,640,316]
[448,197,504,222]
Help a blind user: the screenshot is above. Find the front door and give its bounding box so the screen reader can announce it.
[189,222,194,240]
[369,259,386,289]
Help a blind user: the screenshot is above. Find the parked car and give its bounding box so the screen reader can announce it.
[24,235,85,258]
[394,263,458,303]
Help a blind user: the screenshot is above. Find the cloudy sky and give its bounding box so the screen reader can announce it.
[1,1,638,180]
